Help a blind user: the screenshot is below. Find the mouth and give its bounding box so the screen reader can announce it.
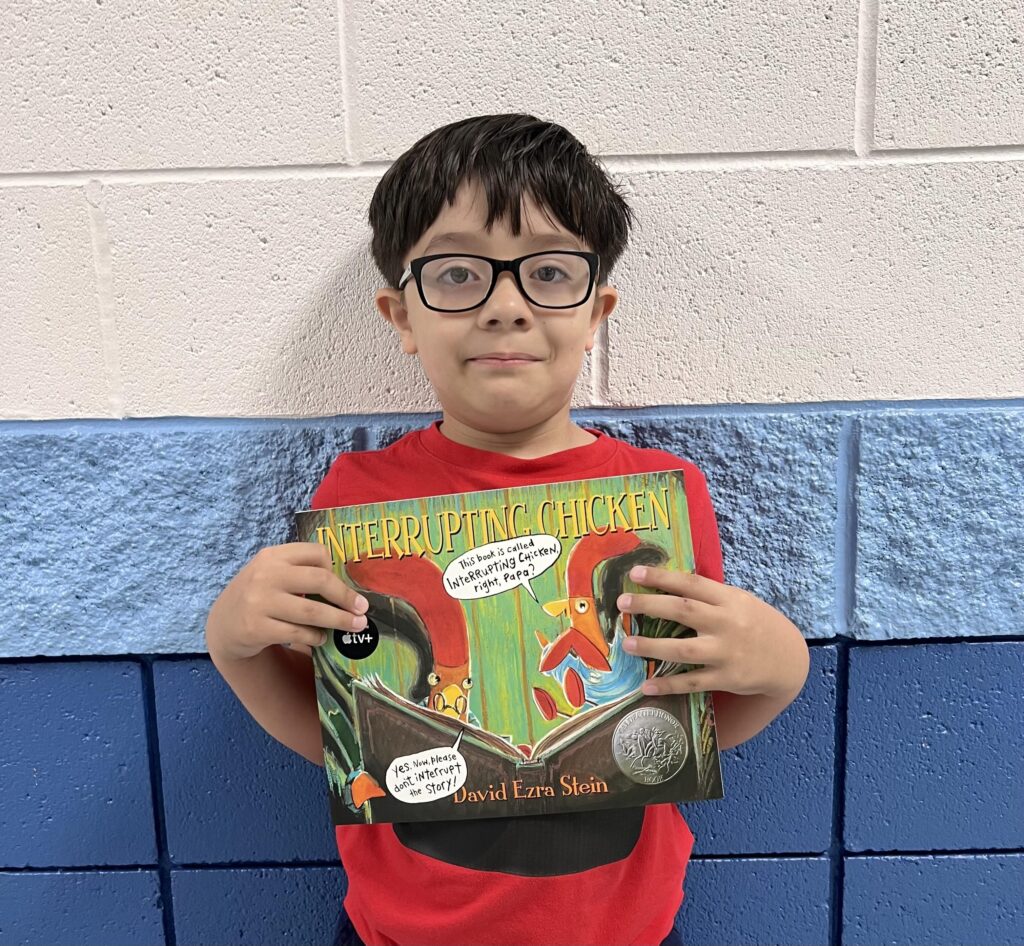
[467,352,544,366]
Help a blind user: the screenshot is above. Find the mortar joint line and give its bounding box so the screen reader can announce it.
[854,0,881,158]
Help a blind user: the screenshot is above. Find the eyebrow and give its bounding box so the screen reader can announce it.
[421,231,584,255]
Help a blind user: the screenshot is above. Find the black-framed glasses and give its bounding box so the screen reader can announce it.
[397,251,600,313]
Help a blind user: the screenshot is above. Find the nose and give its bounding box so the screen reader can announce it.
[475,272,535,329]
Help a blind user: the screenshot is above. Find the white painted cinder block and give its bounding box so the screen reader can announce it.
[0,187,112,417]
[98,176,593,417]
[875,0,1024,149]
[605,161,1024,406]
[0,0,347,172]
[348,0,858,160]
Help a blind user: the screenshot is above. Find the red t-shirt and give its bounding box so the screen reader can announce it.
[310,421,725,946]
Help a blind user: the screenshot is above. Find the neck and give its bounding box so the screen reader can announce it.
[437,411,596,459]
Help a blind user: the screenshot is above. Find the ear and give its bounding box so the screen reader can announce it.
[585,283,618,352]
[376,288,418,355]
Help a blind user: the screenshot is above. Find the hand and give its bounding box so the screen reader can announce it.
[618,565,808,700]
[205,543,369,662]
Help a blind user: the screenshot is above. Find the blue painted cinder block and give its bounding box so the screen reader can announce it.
[845,642,1024,851]
[370,410,844,640]
[154,659,338,864]
[680,856,830,946]
[172,865,346,946]
[685,646,836,854]
[844,854,1024,946]
[0,870,163,946]
[0,661,156,867]
[855,409,1024,639]
[0,421,359,657]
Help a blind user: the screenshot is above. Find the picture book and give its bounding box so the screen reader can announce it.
[294,470,723,826]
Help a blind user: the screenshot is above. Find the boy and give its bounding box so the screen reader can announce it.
[205,113,810,946]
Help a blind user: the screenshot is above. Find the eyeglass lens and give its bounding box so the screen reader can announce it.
[419,254,592,310]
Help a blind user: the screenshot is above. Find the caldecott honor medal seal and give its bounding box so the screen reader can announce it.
[612,707,689,785]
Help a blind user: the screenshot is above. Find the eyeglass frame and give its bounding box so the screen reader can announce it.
[397,250,601,313]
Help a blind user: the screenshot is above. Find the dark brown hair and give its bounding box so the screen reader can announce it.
[368,113,635,289]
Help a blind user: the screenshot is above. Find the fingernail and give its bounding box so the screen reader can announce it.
[630,566,647,581]
[618,594,633,611]
[352,615,367,630]
[622,636,638,652]
[642,681,658,695]
[354,595,369,613]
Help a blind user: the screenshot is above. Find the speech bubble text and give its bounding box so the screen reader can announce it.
[385,731,467,803]
[442,535,561,601]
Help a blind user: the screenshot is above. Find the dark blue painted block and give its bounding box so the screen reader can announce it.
[154,659,339,864]
[0,421,359,656]
[679,856,830,946]
[0,661,156,867]
[579,412,842,640]
[172,865,346,946]
[0,870,163,946]
[845,642,1024,851]
[844,854,1024,946]
[685,646,836,854]
[856,409,1024,639]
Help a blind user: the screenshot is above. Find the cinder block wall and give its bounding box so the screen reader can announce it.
[1,3,1022,944]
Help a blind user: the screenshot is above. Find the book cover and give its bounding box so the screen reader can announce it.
[294,470,724,826]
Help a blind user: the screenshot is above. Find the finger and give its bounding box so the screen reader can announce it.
[280,566,369,614]
[618,591,720,632]
[640,669,717,696]
[626,566,731,606]
[272,593,369,632]
[266,617,331,649]
[277,542,339,568]
[622,633,719,666]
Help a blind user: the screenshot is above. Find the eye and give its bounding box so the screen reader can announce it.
[574,599,590,614]
[532,263,570,283]
[438,265,476,285]
[462,677,473,689]
[427,671,441,686]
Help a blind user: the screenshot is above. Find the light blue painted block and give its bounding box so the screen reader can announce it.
[844,854,1024,945]
[680,856,831,946]
[685,646,836,854]
[845,642,1024,851]
[0,422,359,656]
[855,409,1024,639]
[578,412,843,639]
[0,870,163,946]
[154,659,338,864]
[0,661,156,867]
[172,866,346,946]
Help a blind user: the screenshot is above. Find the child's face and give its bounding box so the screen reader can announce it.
[376,181,618,435]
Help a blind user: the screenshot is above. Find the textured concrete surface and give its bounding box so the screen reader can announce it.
[0,871,164,946]
[0,187,111,418]
[855,410,1024,639]
[0,662,156,867]
[844,854,1024,946]
[0,0,347,172]
[171,866,346,946]
[685,646,836,854]
[154,660,338,864]
[608,162,1024,407]
[349,0,858,159]
[585,413,842,639]
[0,421,358,656]
[845,642,1024,852]
[875,0,1024,149]
[680,856,831,946]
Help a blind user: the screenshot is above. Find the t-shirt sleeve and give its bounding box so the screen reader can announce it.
[686,465,725,584]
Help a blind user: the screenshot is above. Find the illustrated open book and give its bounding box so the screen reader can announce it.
[295,470,723,825]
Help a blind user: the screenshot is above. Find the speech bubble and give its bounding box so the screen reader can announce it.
[385,731,467,804]
[442,535,561,602]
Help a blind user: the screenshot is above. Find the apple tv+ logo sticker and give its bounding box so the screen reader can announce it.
[334,618,379,659]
